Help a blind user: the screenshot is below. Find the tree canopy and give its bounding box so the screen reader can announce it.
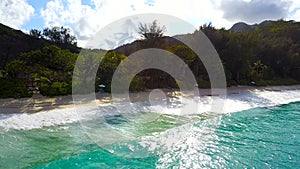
[29,26,77,46]
[138,20,166,40]
[138,20,167,48]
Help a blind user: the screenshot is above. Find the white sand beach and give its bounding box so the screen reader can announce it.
[1,85,300,114]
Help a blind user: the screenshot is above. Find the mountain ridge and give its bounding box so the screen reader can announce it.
[229,20,276,32]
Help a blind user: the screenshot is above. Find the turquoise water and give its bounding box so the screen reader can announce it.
[1,102,300,168]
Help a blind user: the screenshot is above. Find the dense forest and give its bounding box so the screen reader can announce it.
[0,19,300,98]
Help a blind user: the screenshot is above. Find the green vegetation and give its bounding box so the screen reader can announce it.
[195,20,300,86]
[3,45,77,97]
[0,23,80,70]
[138,20,167,48]
[0,79,32,98]
[0,20,300,98]
[30,26,77,46]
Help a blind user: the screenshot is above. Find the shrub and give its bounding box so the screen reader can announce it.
[130,76,146,92]
[196,78,211,88]
[0,79,32,98]
[40,81,71,96]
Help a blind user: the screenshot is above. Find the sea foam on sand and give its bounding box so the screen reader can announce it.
[0,89,300,131]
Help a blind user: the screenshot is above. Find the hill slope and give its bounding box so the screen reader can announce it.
[0,23,80,69]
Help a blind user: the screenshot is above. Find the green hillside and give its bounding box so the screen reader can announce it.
[0,23,80,69]
[0,19,300,98]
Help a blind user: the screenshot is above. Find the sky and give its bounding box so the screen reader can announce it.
[1,0,300,48]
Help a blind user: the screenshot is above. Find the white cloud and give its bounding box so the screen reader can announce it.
[219,0,292,23]
[40,0,300,48]
[40,0,235,48]
[0,0,34,29]
[287,0,300,21]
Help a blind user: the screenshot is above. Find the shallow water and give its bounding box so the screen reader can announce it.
[0,101,299,168]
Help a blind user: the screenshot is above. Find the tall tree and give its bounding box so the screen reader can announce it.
[29,29,42,38]
[43,26,77,46]
[138,20,166,48]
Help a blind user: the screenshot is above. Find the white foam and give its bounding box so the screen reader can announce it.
[224,90,300,113]
[0,89,300,131]
[139,90,300,168]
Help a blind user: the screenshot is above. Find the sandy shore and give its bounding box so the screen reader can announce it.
[1,85,300,114]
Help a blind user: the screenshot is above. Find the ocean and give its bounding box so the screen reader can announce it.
[0,90,300,168]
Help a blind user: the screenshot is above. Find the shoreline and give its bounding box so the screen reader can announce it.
[1,85,300,114]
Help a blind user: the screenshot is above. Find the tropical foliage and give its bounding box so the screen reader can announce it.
[30,26,77,45]
[1,20,300,98]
